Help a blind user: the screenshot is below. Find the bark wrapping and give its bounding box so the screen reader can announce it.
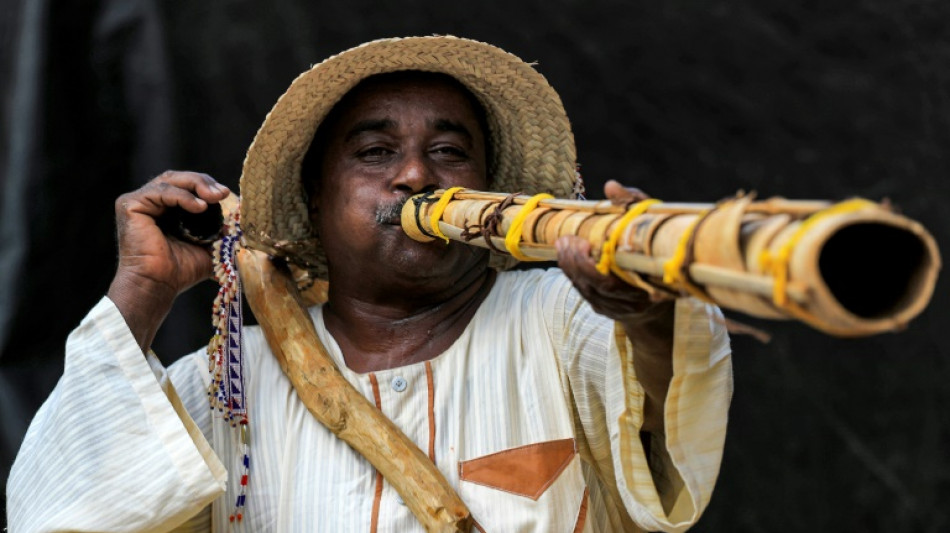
[402,189,941,337]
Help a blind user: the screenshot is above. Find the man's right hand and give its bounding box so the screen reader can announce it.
[107,171,230,352]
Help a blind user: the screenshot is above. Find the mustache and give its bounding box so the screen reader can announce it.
[374,197,409,225]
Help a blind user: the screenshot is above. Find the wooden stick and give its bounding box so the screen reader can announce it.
[236,248,472,533]
[438,224,811,303]
[440,189,832,216]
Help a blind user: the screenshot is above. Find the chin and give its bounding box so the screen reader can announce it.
[390,241,484,278]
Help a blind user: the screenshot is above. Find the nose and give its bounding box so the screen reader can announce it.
[392,153,437,194]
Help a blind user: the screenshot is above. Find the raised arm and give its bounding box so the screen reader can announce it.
[7,171,230,532]
[555,180,675,435]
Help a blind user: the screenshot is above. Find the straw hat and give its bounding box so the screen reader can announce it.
[240,35,579,279]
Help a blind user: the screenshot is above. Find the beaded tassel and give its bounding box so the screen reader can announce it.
[572,166,586,200]
[207,209,250,523]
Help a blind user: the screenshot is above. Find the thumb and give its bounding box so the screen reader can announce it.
[604,180,650,205]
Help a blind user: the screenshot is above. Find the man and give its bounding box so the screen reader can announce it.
[8,36,731,532]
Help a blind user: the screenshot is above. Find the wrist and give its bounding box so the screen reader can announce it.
[107,270,177,351]
[617,299,675,330]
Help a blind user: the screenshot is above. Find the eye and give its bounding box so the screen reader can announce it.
[431,145,469,161]
[357,146,394,161]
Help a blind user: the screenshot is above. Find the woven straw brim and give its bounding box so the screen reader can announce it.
[240,35,577,279]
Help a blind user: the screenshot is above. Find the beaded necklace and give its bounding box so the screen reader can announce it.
[208,207,250,523]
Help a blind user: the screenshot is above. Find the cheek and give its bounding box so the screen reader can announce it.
[316,186,381,240]
[453,168,488,191]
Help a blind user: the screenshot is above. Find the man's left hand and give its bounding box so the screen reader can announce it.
[555,179,670,325]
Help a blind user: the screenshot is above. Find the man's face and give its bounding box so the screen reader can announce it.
[310,74,491,285]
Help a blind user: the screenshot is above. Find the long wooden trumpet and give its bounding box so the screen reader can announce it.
[401,189,940,337]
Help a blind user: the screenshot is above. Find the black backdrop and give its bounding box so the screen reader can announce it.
[2,0,948,530]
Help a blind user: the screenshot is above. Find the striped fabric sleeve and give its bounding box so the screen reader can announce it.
[546,272,733,533]
[6,297,227,532]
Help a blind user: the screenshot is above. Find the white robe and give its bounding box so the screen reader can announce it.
[8,269,732,532]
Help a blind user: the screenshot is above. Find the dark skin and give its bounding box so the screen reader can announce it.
[107,75,675,434]
[108,171,230,351]
[310,77,494,372]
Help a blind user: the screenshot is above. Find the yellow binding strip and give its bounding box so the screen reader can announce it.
[596,199,661,276]
[428,187,465,244]
[760,198,876,308]
[662,209,715,302]
[504,193,554,261]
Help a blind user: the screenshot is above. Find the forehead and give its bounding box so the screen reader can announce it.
[329,72,486,129]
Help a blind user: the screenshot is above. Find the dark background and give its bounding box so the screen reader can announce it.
[2,0,948,530]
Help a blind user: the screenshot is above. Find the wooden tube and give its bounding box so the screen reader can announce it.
[236,248,472,532]
[402,189,941,337]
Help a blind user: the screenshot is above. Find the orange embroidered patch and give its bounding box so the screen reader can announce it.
[458,438,576,500]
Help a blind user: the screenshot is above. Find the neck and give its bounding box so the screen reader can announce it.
[323,262,495,373]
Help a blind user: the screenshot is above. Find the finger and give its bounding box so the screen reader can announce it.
[151,170,230,203]
[555,235,595,278]
[147,182,208,215]
[604,179,650,205]
[555,236,623,284]
[556,235,654,314]
[116,182,208,223]
[556,236,625,294]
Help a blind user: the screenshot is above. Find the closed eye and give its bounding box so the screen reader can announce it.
[357,146,394,161]
[431,145,469,161]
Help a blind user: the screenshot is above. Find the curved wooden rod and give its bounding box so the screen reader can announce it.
[236,247,472,532]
